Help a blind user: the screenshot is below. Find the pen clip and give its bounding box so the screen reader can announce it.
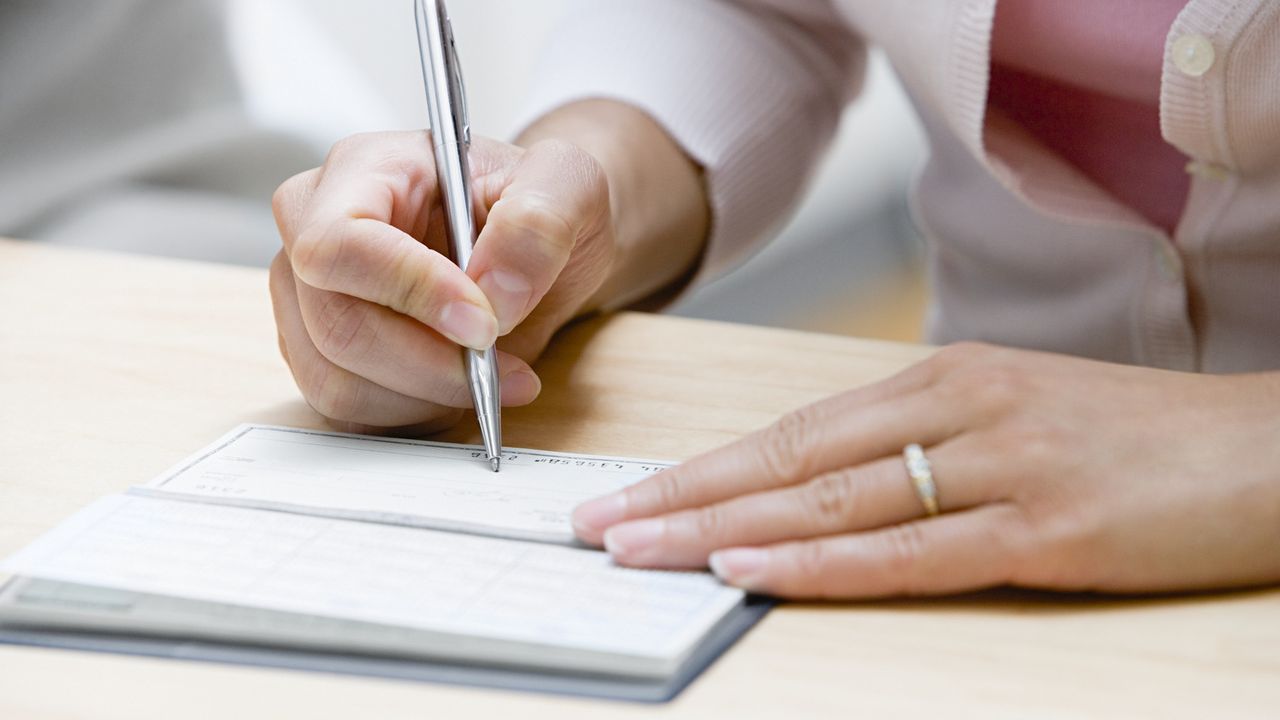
[443,11,471,148]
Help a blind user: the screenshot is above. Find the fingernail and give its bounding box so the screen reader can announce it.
[499,369,541,405]
[572,493,628,539]
[477,269,533,335]
[604,518,664,560]
[439,301,498,350]
[709,548,768,589]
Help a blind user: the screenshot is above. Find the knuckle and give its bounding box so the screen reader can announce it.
[422,361,472,408]
[440,378,473,408]
[497,194,578,258]
[990,508,1035,583]
[998,416,1067,466]
[793,541,829,585]
[939,356,1027,413]
[271,183,290,220]
[419,356,476,407]
[312,293,375,365]
[272,171,307,219]
[534,138,594,173]
[267,252,291,298]
[367,146,426,184]
[949,340,997,361]
[276,333,291,367]
[989,504,1062,586]
[325,132,376,164]
[971,364,1027,411]
[881,523,929,581]
[305,365,367,423]
[804,471,859,525]
[650,472,691,513]
[290,223,344,288]
[931,341,995,373]
[393,263,435,320]
[327,131,427,178]
[549,140,610,201]
[757,409,816,484]
[692,505,727,540]
[582,155,609,204]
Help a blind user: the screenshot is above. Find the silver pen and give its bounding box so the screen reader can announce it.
[414,0,502,472]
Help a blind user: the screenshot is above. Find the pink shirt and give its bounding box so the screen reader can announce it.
[990,0,1191,234]
[522,0,1280,373]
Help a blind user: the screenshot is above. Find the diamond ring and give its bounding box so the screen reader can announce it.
[903,443,940,517]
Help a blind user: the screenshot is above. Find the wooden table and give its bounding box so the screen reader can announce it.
[1,238,1277,719]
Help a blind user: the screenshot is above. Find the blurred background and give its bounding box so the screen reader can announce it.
[1,0,929,342]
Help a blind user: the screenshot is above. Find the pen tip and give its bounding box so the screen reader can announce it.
[491,456,500,473]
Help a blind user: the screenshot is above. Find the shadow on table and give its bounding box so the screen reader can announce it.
[788,584,1277,616]
[240,314,613,452]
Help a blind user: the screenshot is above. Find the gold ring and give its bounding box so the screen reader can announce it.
[903,443,940,517]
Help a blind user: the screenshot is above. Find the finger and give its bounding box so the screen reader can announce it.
[282,134,499,351]
[293,279,541,407]
[492,200,614,364]
[709,503,1028,599]
[272,167,323,241]
[468,139,611,334]
[572,373,955,544]
[269,254,461,428]
[603,436,1003,567]
[288,216,498,352]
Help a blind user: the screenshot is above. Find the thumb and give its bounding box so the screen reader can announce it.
[469,139,612,335]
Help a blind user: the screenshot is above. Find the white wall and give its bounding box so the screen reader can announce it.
[228,0,575,142]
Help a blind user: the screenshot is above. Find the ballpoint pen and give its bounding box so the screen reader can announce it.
[414,0,502,472]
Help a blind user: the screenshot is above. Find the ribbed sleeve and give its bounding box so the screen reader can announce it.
[513,0,866,290]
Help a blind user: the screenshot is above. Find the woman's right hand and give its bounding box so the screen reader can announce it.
[268,130,616,434]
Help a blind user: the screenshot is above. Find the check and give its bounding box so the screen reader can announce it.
[138,424,672,544]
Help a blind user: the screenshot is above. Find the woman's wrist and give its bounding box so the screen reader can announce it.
[515,99,710,310]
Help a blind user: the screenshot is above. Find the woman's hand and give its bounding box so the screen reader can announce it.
[268,101,708,435]
[572,343,1280,599]
[269,132,613,433]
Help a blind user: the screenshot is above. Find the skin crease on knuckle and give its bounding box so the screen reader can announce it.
[791,540,835,597]
[312,293,376,368]
[803,470,862,528]
[648,470,692,516]
[756,408,819,486]
[692,503,729,542]
[391,259,435,323]
[311,295,475,408]
[303,361,367,424]
[496,193,580,265]
[877,523,930,591]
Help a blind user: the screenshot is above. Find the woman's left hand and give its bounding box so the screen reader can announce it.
[571,343,1280,599]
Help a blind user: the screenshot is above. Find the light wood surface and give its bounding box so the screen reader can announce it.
[1,238,1277,719]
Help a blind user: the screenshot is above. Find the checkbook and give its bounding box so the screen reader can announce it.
[0,425,768,702]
